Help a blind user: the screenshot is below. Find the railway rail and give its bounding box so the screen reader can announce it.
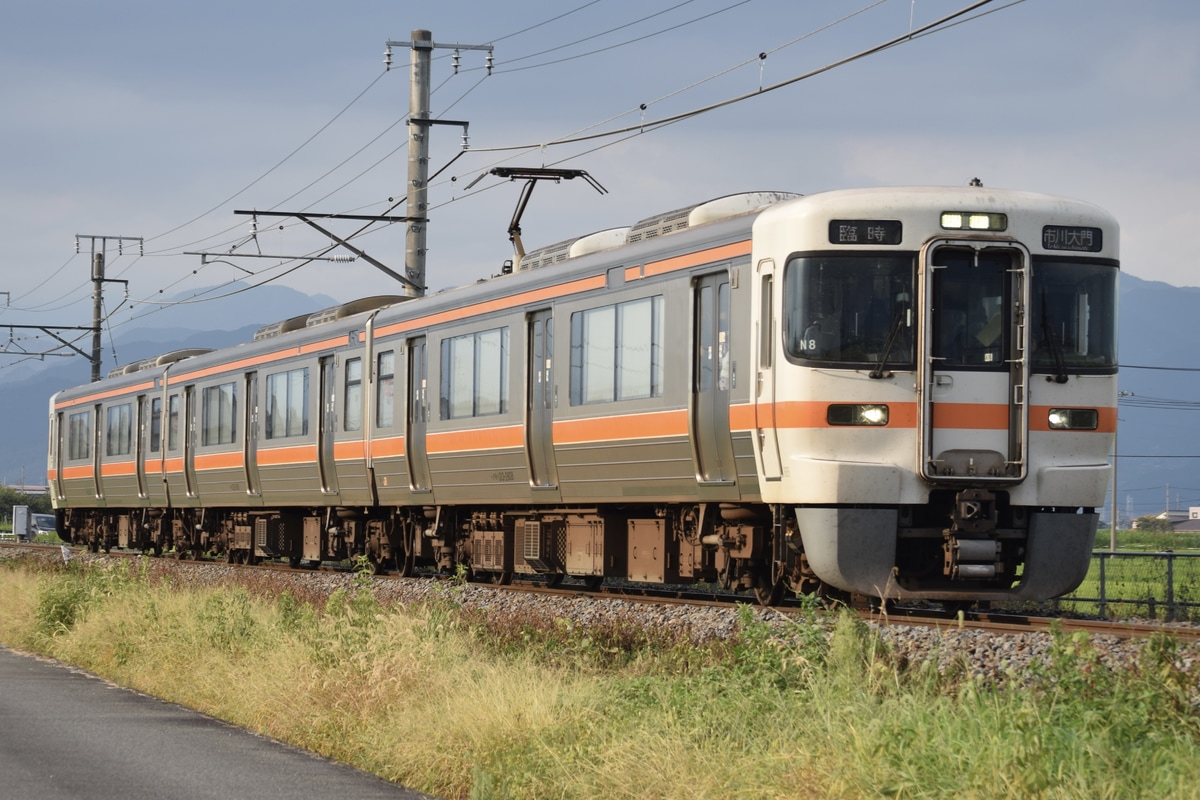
[5,541,1198,645]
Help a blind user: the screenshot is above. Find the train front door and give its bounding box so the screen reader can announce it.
[920,243,1029,482]
[692,272,737,484]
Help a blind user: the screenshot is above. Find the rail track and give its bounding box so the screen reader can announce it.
[6,541,1199,643]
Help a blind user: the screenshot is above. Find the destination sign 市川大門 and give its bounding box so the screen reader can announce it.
[828,220,902,246]
[1042,225,1103,252]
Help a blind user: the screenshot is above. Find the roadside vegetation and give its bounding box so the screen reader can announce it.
[2,554,1199,799]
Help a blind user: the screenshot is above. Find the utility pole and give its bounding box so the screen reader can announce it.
[385,30,492,296]
[2,238,136,380]
[78,235,138,381]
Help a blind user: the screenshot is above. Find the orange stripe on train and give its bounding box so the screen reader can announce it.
[553,410,688,444]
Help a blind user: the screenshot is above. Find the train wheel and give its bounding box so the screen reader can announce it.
[490,570,513,586]
[583,576,603,591]
[544,573,564,588]
[754,578,784,607]
[396,547,415,578]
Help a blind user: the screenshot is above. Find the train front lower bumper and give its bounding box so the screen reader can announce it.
[796,506,1096,602]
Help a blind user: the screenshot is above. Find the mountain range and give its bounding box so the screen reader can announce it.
[2,274,1195,523]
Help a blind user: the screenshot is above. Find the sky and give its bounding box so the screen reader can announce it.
[1,0,1198,352]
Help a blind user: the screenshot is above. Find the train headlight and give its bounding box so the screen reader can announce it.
[1047,408,1099,430]
[941,212,1008,232]
[827,403,889,426]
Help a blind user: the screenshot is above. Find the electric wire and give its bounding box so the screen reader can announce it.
[471,0,1007,153]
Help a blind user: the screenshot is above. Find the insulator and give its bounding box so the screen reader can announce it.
[452,49,461,74]
[485,50,493,75]
[327,255,356,263]
[383,46,392,70]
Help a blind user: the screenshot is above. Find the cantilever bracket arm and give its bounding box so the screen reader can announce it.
[232,209,424,294]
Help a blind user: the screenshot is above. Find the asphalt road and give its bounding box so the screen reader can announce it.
[0,645,432,799]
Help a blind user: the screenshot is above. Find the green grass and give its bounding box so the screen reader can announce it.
[1049,530,1200,620]
[2,555,1200,799]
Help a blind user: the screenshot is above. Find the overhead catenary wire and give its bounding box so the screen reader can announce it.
[469,0,1009,153]
[0,0,1036,354]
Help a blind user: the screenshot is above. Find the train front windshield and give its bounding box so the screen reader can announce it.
[784,253,1116,375]
[1029,260,1118,374]
[783,254,915,367]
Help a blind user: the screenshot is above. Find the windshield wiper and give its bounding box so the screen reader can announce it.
[1039,288,1069,384]
[869,310,906,379]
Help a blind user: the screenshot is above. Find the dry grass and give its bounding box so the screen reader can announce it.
[3,555,1200,799]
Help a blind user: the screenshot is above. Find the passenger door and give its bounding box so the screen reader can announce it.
[526,309,559,491]
[692,272,737,484]
[406,337,432,493]
[318,357,339,495]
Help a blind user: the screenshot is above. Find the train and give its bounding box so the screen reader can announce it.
[48,184,1119,606]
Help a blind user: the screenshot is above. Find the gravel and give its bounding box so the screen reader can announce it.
[7,545,1200,689]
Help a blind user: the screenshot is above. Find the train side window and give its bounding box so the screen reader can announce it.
[105,403,133,457]
[569,295,664,405]
[149,397,162,453]
[344,357,363,432]
[439,327,509,420]
[67,410,91,460]
[201,382,238,446]
[377,351,395,427]
[264,368,308,440]
[167,394,180,451]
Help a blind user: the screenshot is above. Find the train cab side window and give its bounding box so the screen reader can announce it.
[784,255,914,367]
[149,397,162,454]
[67,410,91,460]
[344,357,363,432]
[264,369,308,440]
[377,351,395,428]
[439,328,509,420]
[105,403,133,457]
[569,295,664,405]
[201,382,238,446]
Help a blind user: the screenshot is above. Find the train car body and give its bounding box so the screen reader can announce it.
[48,185,1119,605]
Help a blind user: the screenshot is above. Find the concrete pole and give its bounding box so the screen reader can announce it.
[405,29,432,297]
[91,251,104,382]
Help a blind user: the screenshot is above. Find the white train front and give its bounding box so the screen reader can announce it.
[49,184,1118,606]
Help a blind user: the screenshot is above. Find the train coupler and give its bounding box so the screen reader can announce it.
[943,489,1001,580]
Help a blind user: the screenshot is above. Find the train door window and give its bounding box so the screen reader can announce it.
[569,295,664,405]
[68,410,91,460]
[201,382,238,446]
[167,394,180,451]
[105,403,133,457]
[264,368,309,439]
[439,327,509,419]
[149,397,163,453]
[930,249,1009,369]
[377,350,395,427]
[344,357,363,432]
